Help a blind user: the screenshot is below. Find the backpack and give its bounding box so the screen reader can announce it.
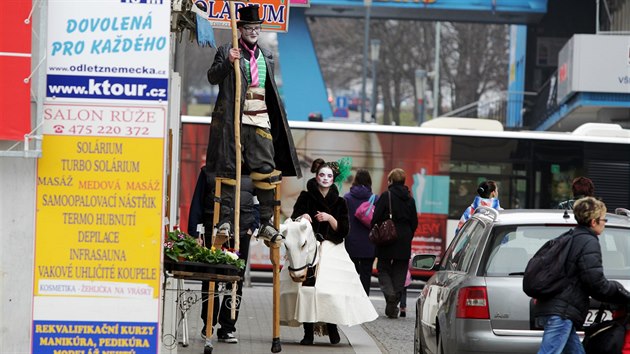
[522,230,574,299]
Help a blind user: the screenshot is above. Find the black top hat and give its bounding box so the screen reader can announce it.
[237,5,263,27]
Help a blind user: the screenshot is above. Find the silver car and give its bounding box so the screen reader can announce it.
[413,207,630,354]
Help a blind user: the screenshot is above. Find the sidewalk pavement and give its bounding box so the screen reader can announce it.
[171,282,383,354]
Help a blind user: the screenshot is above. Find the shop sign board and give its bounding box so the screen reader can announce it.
[45,0,170,103]
[557,34,630,104]
[33,1,170,353]
[194,0,290,32]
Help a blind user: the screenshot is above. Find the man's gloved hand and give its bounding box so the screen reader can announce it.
[611,280,630,302]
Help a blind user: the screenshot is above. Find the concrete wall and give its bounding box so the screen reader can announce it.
[0,155,37,352]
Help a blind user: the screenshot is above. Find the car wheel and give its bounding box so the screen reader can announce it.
[414,317,421,354]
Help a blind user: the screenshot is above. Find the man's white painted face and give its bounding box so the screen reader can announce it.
[239,25,260,45]
[316,166,334,188]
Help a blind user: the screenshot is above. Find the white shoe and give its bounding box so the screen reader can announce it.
[218,332,238,343]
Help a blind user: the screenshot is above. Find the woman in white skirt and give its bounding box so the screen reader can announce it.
[284,158,377,345]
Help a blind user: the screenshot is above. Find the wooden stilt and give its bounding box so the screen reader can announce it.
[270,183,282,353]
[205,281,215,343]
[227,0,241,327]
[231,281,237,320]
[228,0,242,253]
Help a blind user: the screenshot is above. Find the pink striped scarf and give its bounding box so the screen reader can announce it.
[240,39,259,87]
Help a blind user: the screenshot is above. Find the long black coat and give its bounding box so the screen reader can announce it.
[371,183,418,260]
[205,42,301,180]
[534,225,630,327]
[291,178,349,245]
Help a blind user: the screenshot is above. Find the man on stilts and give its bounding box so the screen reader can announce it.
[203,6,302,350]
[205,4,302,242]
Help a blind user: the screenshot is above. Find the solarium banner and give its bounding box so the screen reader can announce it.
[33,1,170,353]
[194,0,290,32]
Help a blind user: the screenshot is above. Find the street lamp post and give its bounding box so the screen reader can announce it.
[432,21,441,119]
[415,69,427,125]
[360,0,372,123]
[370,39,380,122]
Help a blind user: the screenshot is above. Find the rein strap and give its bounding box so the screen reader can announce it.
[288,241,319,272]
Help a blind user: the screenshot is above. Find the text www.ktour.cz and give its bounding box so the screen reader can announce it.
[48,79,166,98]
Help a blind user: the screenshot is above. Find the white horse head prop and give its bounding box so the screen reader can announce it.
[279,217,320,283]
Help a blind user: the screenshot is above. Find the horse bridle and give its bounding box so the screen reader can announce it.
[287,240,319,272]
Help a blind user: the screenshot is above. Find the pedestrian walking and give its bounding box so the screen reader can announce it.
[371,168,418,319]
[288,158,377,345]
[188,166,259,344]
[535,197,630,354]
[344,169,377,295]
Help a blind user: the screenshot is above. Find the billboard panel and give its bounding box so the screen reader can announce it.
[46,0,170,103]
[193,0,290,33]
[0,1,32,140]
[557,34,630,104]
[33,1,170,353]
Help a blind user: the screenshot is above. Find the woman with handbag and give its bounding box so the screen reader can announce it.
[371,168,418,319]
[344,169,377,295]
[291,158,377,345]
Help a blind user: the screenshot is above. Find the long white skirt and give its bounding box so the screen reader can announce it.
[279,240,378,327]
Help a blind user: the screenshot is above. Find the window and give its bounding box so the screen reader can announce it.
[441,219,485,272]
[484,225,571,276]
[600,228,630,279]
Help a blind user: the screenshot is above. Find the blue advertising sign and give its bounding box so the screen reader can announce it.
[46,0,170,103]
[336,96,348,109]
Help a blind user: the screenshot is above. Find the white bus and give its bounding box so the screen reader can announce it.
[179,117,630,278]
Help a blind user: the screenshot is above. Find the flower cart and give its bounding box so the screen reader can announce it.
[163,228,244,352]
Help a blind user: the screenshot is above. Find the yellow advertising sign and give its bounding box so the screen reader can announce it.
[195,0,290,32]
[34,135,164,299]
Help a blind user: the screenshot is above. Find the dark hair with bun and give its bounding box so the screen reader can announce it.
[352,169,372,187]
[477,180,497,198]
[311,158,340,178]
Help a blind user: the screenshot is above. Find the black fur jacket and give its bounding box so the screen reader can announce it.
[290,178,349,244]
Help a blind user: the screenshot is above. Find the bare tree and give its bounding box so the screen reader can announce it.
[179,17,510,124]
[309,18,436,124]
[373,20,434,125]
[308,18,364,92]
[440,22,509,111]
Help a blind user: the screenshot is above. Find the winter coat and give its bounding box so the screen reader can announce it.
[205,42,301,180]
[534,225,630,328]
[371,183,418,260]
[554,194,588,210]
[455,196,502,234]
[291,178,349,245]
[344,185,376,259]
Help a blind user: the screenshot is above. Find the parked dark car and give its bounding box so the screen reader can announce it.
[413,207,630,354]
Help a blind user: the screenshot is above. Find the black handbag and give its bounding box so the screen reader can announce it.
[369,192,398,246]
[582,305,626,354]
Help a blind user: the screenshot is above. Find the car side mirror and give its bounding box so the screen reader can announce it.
[412,254,437,270]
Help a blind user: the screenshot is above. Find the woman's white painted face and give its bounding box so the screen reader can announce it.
[316,166,334,188]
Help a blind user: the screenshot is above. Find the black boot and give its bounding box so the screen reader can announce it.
[300,323,314,345]
[327,323,340,344]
